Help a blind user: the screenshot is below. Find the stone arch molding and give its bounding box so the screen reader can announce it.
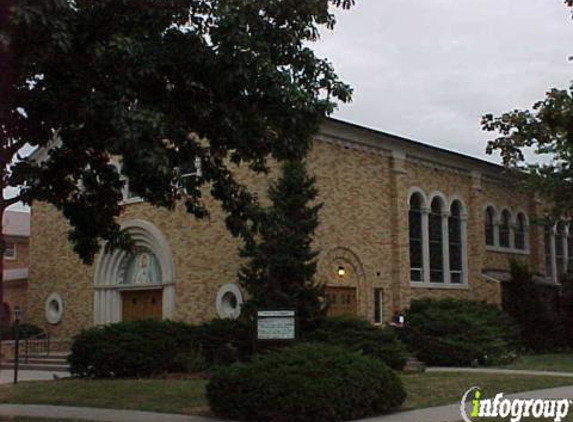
[93,219,176,325]
[319,246,367,287]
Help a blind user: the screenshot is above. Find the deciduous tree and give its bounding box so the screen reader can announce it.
[482,1,573,219]
[0,0,352,331]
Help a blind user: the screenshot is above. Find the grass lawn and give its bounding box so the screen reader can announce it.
[499,352,573,372]
[0,379,209,416]
[0,373,571,417]
[401,372,573,410]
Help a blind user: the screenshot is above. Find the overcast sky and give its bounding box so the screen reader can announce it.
[313,0,573,163]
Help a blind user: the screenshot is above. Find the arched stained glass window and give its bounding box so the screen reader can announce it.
[429,198,444,283]
[449,201,463,284]
[409,193,424,282]
[515,213,527,250]
[485,206,495,246]
[499,210,511,248]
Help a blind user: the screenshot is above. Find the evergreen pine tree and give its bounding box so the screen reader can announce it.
[239,160,324,323]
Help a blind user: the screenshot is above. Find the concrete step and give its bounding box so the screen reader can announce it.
[1,352,71,372]
[7,357,68,365]
[25,352,70,358]
[0,362,70,372]
[0,360,70,372]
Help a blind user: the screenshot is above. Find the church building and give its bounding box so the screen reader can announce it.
[25,118,567,339]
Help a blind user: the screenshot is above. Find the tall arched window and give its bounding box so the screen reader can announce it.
[429,198,444,283]
[485,206,495,246]
[556,222,567,279]
[545,224,554,279]
[514,213,527,250]
[409,193,424,283]
[499,210,511,248]
[449,201,463,284]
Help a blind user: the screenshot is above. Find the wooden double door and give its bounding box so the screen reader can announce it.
[325,286,357,317]
[122,289,163,322]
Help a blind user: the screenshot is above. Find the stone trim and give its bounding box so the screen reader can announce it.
[93,219,176,324]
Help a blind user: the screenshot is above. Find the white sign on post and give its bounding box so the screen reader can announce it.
[257,310,296,340]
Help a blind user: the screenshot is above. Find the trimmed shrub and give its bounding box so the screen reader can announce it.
[191,318,253,367]
[70,316,406,379]
[404,298,520,366]
[207,343,406,422]
[301,316,408,370]
[503,261,567,352]
[69,319,197,378]
[69,318,252,378]
[168,348,208,373]
[560,273,573,347]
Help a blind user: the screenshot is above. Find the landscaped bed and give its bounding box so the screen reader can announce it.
[0,372,572,416]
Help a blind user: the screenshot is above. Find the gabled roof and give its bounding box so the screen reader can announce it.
[3,211,30,238]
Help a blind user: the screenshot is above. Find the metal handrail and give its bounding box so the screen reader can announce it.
[23,331,50,363]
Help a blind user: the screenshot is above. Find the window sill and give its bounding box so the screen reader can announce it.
[486,246,530,255]
[410,282,469,290]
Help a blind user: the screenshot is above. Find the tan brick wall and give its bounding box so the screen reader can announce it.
[310,141,395,322]
[27,136,544,337]
[27,202,94,338]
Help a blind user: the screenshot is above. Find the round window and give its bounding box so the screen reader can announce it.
[216,284,243,320]
[45,293,63,325]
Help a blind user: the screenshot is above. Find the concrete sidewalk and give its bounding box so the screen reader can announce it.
[0,369,70,384]
[0,404,211,422]
[428,367,573,377]
[1,385,573,422]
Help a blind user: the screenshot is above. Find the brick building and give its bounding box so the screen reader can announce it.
[25,119,565,338]
[2,210,30,325]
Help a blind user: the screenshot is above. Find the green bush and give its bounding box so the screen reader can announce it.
[69,319,198,378]
[207,343,406,422]
[503,261,567,352]
[404,298,520,366]
[191,318,253,367]
[301,316,407,370]
[69,316,407,379]
[69,318,253,378]
[168,348,208,373]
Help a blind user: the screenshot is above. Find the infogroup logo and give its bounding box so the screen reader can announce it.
[460,386,571,422]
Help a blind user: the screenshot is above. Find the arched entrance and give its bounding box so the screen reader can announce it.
[93,220,176,324]
[319,247,367,318]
